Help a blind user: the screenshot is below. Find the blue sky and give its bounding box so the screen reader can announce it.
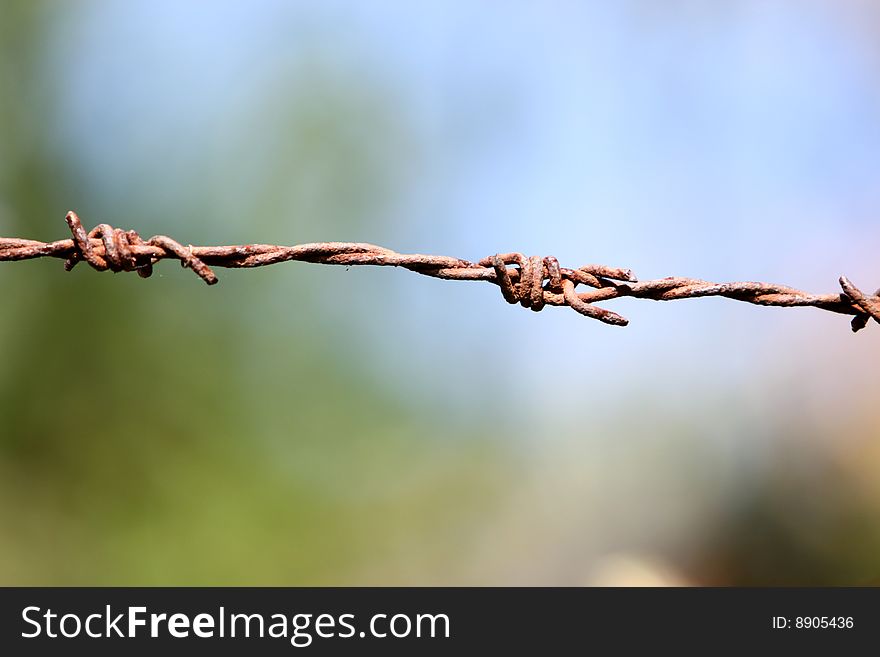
[46,0,880,432]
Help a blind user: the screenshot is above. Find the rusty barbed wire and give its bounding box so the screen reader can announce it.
[0,211,877,332]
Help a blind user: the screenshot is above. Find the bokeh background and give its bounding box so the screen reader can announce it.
[1,0,879,585]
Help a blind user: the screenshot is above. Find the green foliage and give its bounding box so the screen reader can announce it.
[0,4,510,585]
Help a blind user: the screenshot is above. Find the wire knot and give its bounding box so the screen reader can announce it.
[839,276,880,332]
[63,211,217,285]
[490,253,552,311]
[488,253,631,326]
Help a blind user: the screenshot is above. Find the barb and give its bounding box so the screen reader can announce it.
[0,211,877,332]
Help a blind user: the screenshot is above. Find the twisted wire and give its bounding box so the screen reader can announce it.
[0,211,877,332]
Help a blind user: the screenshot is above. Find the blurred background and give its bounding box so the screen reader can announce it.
[1,0,879,585]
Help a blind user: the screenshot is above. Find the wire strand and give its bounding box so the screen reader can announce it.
[1,211,877,332]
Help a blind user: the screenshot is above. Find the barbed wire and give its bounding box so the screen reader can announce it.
[1,211,877,332]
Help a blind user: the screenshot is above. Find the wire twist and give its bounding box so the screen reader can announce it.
[0,211,877,332]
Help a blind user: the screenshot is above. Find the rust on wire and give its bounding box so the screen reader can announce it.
[0,211,877,332]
